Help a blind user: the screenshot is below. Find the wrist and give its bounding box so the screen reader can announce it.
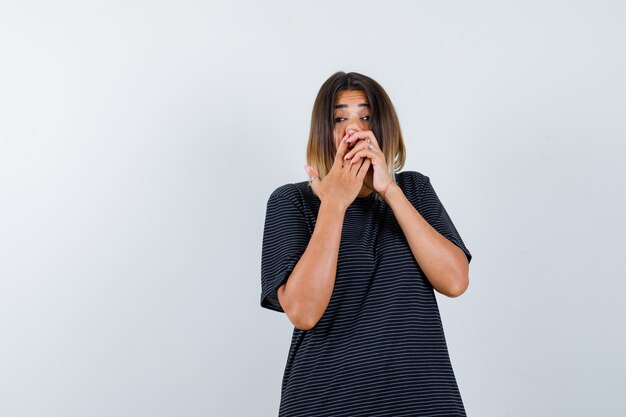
[320,198,348,215]
[382,182,401,203]
[381,180,392,196]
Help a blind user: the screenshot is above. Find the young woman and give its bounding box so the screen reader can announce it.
[261,71,472,416]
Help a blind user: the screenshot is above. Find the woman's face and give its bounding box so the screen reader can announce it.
[333,89,370,151]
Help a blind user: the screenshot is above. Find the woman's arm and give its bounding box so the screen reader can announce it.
[277,138,371,330]
[276,200,345,330]
[344,131,469,298]
[383,183,469,297]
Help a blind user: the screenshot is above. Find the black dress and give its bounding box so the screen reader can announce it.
[261,171,472,416]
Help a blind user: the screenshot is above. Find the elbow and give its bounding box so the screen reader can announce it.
[443,274,469,298]
[446,279,469,298]
[444,254,470,298]
[279,293,319,330]
[288,308,320,331]
[277,283,323,330]
[293,318,316,331]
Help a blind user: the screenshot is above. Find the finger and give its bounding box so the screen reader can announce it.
[348,132,381,157]
[305,165,321,194]
[345,139,377,161]
[356,158,371,180]
[350,149,378,165]
[365,132,380,148]
[344,139,364,160]
[306,165,321,182]
[333,137,350,167]
[346,130,376,146]
[349,156,364,174]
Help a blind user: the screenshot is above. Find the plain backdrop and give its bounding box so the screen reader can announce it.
[1,1,625,416]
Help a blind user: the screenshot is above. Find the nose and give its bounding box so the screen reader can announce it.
[345,119,367,135]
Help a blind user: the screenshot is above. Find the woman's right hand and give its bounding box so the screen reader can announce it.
[305,137,371,211]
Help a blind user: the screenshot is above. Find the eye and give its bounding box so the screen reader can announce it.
[361,115,371,122]
[334,117,346,123]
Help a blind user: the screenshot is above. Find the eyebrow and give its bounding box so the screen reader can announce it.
[334,103,370,109]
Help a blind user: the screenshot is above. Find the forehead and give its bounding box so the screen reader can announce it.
[335,90,368,105]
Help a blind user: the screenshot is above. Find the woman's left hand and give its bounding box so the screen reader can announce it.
[344,130,394,197]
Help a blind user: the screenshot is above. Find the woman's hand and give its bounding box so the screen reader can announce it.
[305,136,371,211]
[343,130,394,197]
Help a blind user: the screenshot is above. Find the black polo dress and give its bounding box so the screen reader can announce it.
[261,171,472,416]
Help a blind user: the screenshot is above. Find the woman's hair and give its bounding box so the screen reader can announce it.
[306,71,406,182]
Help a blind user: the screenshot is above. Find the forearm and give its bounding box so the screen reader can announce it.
[277,200,345,330]
[384,183,469,297]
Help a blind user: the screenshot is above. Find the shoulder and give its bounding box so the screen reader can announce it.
[269,180,312,201]
[267,180,318,211]
[395,170,430,194]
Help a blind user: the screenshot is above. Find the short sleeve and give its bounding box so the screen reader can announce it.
[418,177,472,262]
[411,174,472,264]
[260,187,311,313]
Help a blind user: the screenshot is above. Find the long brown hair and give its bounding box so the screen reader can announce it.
[306,72,406,181]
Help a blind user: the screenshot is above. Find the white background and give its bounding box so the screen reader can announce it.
[1,1,625,416]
